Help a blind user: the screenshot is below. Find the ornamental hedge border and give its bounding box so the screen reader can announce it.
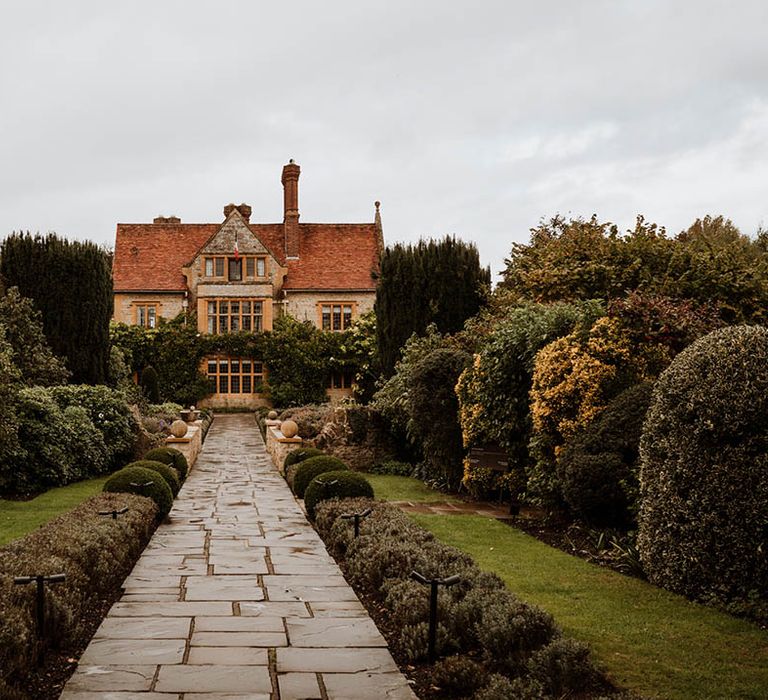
[314,498,617,698]
[0,493,157,699]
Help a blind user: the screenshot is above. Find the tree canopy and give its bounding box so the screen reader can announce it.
[0,232,113,383]
[375,236,490,376]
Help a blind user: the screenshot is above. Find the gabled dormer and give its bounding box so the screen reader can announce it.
[185,204,287,334]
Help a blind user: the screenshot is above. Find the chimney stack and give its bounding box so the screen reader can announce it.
[223,203,252,222]
[282,159,300,258]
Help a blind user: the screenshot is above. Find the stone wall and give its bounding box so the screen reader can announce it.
[284,291,375,328]
[265,423,303,473]
[113,292,185,325]
[166,420,204,470]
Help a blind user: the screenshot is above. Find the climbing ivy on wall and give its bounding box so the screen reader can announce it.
[111,313,373,407]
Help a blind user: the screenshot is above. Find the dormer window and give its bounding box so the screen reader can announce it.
[228,258,242,281]
[204,257,226,278]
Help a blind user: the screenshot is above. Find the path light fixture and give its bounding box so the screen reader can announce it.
[14,573,66,662]
[341,507,372,537]
[410,570,461,663]
[98,506,129,520]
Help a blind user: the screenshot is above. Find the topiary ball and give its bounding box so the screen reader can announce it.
[304,470,374,519]
[125,460,181,497]
[639,325,768,610]
[103,466,174,518]
[144,446,189,481]
[292,455,349,498]
[284,446,324,469]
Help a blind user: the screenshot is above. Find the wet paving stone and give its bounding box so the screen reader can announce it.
[63,414,414,698]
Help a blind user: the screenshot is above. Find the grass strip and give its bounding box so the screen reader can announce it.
[0,476,109,546]
[364,474,459,503]
[411,514,768,700]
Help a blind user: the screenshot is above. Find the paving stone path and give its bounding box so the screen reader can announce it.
[62,414,416,700]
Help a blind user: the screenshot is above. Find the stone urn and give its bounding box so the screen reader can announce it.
[281,420,299,439]
[180,405,201,423]
[170,419,189,438]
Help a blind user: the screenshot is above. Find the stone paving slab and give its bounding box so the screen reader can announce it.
[63,414,415,699]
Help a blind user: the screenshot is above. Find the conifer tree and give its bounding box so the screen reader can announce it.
[0,232,113,384]
[375,236,490,376]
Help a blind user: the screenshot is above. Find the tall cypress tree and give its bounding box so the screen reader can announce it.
[376,236,490,376]
[0,232,113,384]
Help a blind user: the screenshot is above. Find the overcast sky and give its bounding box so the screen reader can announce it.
[2,1,768,280]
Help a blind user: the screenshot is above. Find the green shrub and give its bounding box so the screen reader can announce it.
[558,382,653,527]
[303,470,374,519]
[49,385,138,471]
[126,460,180,497]
[476,675,546,700]
[284,446,324,468]
[144,446,189,481]
[103,466,174,518]
[0,492,156,696]
[476,594,558,674]
[527,637,602,696]
[292,455,348,498]
[430,656,489,697]
[638,325,768,617]
[0,388,76,494]
[140,365,160,403]
[408,347,472,488]
[370,459,413,476]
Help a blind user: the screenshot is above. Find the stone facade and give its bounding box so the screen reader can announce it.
[113,292,185,326]
[112,161,381,409]
[284,291,375,327]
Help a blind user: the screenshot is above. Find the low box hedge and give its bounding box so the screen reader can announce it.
[304,470,374,519]
[314,498,616,698]
[0,492,157,698]
[291,455,348,498]
[103,466,174,518]
[143,446,189,482]
[125,460,181,497]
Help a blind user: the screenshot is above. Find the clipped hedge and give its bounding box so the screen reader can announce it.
[314,499,610,696]
[304,470,374,519]
[284,446,325,469]
[144,447,189,481]
[639,325,768,619]
[104,466,174,518]
[126,460,181,497]
[0,492,157,698]
[292,455,348,498]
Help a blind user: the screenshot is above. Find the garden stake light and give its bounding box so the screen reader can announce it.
[411,570,460,663]
[98,506,129,520]
[13,573,66,663]
[341,507,372,537]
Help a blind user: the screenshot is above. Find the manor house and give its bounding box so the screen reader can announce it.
[112,161,382,407]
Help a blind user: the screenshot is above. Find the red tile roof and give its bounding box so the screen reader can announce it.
[284,223,379,290]
[113,220,379,292]
[113,223,217,291]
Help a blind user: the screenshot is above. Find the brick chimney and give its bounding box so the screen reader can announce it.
[223,203,252,221]
[282,160,300,258]
[153,215,181,224]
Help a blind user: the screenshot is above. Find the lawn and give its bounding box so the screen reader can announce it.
[365,474,458,503]
[0,476,110,546]
[412,514,768,700]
